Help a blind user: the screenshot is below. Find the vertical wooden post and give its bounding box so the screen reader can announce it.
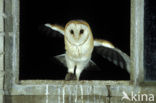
[130,0,144,85]
[0,0,4,102]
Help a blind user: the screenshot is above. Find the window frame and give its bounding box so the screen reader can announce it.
[4,0,156,96]
[131,0,156,85]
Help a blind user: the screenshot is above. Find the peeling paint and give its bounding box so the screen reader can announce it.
[45,85,49,103]
[74,85,78,103]
[62,86,65,103]
[80,85,84,103]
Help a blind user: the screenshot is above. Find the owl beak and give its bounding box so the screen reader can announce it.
[75,37,79,40]
[74,34,79,40]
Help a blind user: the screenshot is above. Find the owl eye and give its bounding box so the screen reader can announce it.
[80,29,84,35]
[70,29,74,35]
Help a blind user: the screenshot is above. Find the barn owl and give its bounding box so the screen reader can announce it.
[45,20,130,80]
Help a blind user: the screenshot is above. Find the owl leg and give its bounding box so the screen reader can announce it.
[65,55,77,80]
[65,56,75,73]
[76,62,88,80]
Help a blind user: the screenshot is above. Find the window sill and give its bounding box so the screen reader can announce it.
[19,80,130,85]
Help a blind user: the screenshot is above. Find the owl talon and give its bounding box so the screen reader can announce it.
[65,73,77,80]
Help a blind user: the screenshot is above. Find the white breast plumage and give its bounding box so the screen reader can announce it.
[65,34,93,61]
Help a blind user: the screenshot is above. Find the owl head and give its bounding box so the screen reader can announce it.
[64,20,93,46]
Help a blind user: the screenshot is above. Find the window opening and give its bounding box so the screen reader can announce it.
[20,0,130,80]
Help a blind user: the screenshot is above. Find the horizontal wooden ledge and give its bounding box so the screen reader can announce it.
[19,80,130,86]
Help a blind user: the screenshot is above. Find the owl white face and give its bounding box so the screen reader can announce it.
[65,21,91,46]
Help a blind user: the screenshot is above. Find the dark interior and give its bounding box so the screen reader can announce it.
[20,0,130,80]
[144,0,156,81]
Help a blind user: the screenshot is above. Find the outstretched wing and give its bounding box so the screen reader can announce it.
[94,39,130,73]
[45,23,65,35]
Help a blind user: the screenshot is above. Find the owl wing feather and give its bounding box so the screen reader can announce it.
[45,23,65,35]
[94,39,130,73]
[54,54,66,67]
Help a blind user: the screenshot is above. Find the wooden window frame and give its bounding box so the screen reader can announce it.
[3,0,156,98]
